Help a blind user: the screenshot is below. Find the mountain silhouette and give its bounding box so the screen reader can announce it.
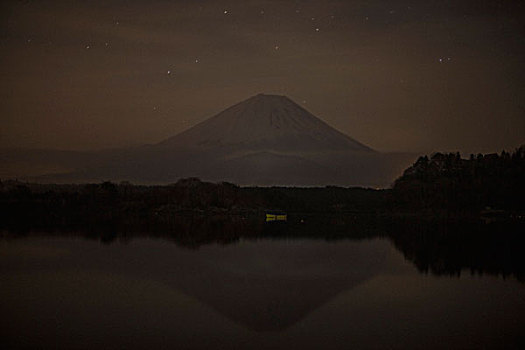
[159,93,374,154]
[2,94,416,186]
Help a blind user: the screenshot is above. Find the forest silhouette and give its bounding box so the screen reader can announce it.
[1,148,524,280]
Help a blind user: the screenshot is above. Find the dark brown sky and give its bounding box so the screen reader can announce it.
[1,0,524,154]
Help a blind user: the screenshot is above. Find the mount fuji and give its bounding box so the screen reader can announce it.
[159,93,373,154]
[2,94,415,187]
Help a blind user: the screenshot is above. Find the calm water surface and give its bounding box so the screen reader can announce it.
[1,234,524,349]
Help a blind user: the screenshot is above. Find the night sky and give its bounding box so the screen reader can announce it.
[1,0,524,154]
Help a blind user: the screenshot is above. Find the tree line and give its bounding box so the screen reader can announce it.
[392,146,525,212]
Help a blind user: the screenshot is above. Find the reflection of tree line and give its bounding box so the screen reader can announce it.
[384,218,525,281]
[1,207,524,281]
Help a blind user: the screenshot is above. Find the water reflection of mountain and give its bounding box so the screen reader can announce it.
[155,239,390,331]
[0,235,390,332]
[2,215,525,334]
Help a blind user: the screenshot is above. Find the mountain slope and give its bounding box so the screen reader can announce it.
[158,94,374,154]
[6,94,416,187]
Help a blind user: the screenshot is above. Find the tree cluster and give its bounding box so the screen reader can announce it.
[392,146,525,211]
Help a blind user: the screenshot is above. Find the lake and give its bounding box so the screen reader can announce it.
[1,220,525,349]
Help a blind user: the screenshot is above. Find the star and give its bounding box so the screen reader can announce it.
[315,28,320,32]
[85,45,90,49]
[223,10,228,14]
[167,70,171,74]
[274,45,279,50]
[195,58,199,63]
